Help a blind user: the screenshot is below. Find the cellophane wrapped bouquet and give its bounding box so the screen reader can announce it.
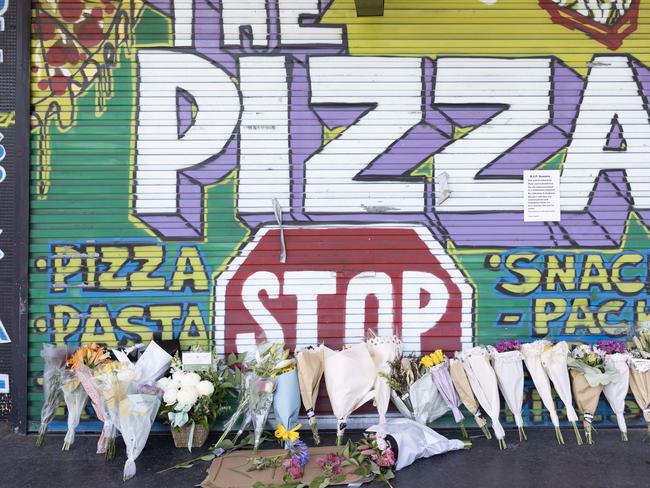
[568,344,620,444]
[381,353,449,425]
[425,350,467,437]
[67,343,117,457]
[35,344,67,447]
[217,343,291,452]
[248,343,293,451]
[94,341,172,480]
[60,353,89,450]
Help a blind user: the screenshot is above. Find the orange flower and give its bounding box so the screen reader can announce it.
[67,343,110,371]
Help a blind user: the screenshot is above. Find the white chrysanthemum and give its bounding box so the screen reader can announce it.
[167,377,181,390]
[163,387,178,405]
[181,372,201,388]
[172,370,185,383]
[196,380,214,397]
[176,386,199,406]
[156,377,171,390]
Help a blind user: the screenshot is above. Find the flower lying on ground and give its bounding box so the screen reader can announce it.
[316,453,344,477]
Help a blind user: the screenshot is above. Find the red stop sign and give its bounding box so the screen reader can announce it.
[214,224,473,355]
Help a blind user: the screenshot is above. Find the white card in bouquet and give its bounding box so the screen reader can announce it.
[182,352,212,371]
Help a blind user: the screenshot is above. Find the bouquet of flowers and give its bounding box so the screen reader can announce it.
[381,354,449,425]
[425,351,467,437]
[247,343,293,451]
[541,341,583,445]
[568,344,620,444]
[449,358,491,439]
[366,335,403,426]
[296,345,324,444]
[272,358,301,448]
[95,341,172,480]
[345,433,396,485]
[457,347,506,449]
[521,340,564,445]
[630,324,650,435]
[35,344,67,447]
[367,418,465,471]
[67,343,117,457]
[324,342,377,445]
[489,340,526,441]
[158,354,236,451]
[598,341,630,441]
[60,363,89,450]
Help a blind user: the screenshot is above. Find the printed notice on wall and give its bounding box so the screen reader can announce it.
[524,170,561,222]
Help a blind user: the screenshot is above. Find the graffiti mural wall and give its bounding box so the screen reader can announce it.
[28,0,650,427]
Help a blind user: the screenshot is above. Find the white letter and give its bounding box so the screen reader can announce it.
[401,271,449,355]
[172,0,193,47]
[135,50,240,215]
[345,272,394,344]
[562,56,650,210]
[241,271,285,349]
[434,58,552,211]
[222,0,269,47]
[278,0,343,45]
[284,271,337,349]
[238,56,290,213]
[306,57,424,214]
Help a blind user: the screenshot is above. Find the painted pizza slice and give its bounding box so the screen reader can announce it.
[539,0,640,50]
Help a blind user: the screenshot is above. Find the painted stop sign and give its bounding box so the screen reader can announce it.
[214,224,473,355]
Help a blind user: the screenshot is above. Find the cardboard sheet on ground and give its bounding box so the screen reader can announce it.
[201,447,364,488]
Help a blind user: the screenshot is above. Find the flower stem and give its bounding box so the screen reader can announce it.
[459,421,468,440]
[572,422,583,446]
[480,424,492,440]
[309,420,321,446]
[584,422,593,445]
[106,437,116,460]
[498,437,507,450]
[621,431,628,442]
[518,426,527,442]
[554,426,565,445]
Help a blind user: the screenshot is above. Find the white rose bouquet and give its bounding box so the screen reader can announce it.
[158,355,237,450]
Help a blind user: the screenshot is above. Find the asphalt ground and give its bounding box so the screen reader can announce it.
[1,424,648,488]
